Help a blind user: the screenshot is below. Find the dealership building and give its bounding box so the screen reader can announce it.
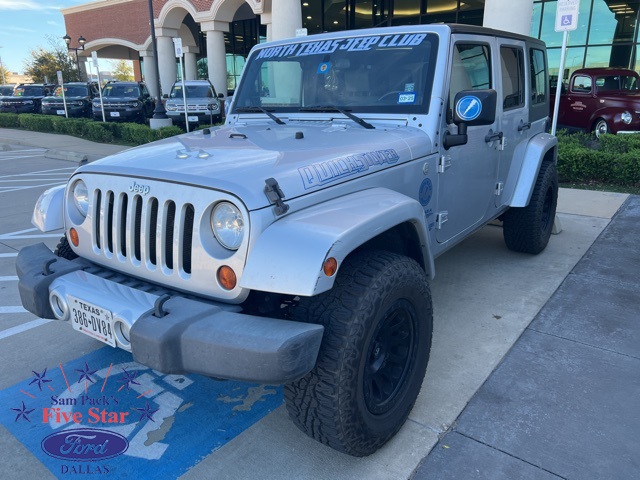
[62,0,640,99]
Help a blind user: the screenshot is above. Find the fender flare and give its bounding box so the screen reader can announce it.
[509,133,557,207]
[240,188,434,297]
[588,107,629,131]
[32,184,66,232]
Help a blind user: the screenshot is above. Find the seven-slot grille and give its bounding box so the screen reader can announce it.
[92,189,195,275]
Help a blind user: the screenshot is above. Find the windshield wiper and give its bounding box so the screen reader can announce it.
[298,105,375,129]
[235,106,286,125]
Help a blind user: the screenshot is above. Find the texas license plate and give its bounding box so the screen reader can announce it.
[68,295,116,347]
[188,116,198,122]
[110,111,120,117]
[57,110,66,115]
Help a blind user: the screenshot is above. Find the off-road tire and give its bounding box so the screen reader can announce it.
[284,250,433,457]
[503,161,558,254]
[54,235,78,260]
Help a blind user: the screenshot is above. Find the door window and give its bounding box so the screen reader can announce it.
[448,43,491,118]
[571,75,592,93]
[500,46,525,110]
[529,48,547,105]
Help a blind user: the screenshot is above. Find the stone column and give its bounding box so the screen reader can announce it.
[201,21,229,98]
[140,51,159,99]
[271,0,302,40]
[155,27,178,97]
[483,0,534,36]
[183,46,198,80]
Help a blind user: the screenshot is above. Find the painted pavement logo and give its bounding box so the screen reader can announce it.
[1,348,283,478]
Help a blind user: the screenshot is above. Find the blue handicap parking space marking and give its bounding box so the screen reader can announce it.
[0,347,283,478]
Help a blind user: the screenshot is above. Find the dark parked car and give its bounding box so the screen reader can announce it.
[92,81,154,123]
[552,67,640,136]
[0,85,16,96]
[0,83,57,114]
[41,82,100,118]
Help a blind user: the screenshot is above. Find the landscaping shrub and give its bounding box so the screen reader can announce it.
[18,113,54,131]
[0,113,20,128]
[155,126,183,140]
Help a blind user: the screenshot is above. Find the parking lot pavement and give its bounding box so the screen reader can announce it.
[0,134,631,479]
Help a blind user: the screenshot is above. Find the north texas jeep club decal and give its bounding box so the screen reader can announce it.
[298,149,400,189]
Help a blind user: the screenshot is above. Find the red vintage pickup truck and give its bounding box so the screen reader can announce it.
[552,67,640,137]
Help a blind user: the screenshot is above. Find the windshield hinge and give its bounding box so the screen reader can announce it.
[436,211,448,229]
[495,182,504,196]
[264,178,290,216]
[438,155,452,173]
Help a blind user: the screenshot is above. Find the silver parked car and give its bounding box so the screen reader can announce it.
[165,79,223,126]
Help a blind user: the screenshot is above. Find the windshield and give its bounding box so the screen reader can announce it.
[103,84,140,97]
[56,85,89,97]
[0,86,13,96]
[170,84,214,98]
[233,32,438,114]
[16,85,46,96]
[596,75,639,92]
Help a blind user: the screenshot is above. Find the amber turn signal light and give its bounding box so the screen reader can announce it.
[217,266,237,290]
[323,257,338,277]
[69,228,79,247]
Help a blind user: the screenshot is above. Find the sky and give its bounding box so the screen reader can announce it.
[0,0,98,75]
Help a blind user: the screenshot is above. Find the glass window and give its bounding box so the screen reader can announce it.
[530,48,547,104]
[595,74,639,91]
[530,2,542,38]
[500,46,525,109]
[325,0,346,32]
[302,1,323,34]
[571,74,592,92]
[589,0,639,44]
[392,0,421,25]
[449,43,491,114]
[234,32,439,114]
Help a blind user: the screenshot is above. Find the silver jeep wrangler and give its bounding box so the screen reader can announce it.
[17,24,557,456]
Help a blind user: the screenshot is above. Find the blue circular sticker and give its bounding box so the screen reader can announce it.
[455,95,482,121]
[419,178,433,206]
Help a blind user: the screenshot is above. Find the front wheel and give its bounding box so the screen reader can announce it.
[502,161,558,254]
[593,118,608,138]
[284,250,433,456]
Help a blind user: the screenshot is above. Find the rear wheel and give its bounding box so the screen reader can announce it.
[503,161,558,254]
[284,250,433,456]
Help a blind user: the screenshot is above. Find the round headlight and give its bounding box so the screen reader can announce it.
[621,111,633,124]
[72,180,89,217]
[211,202,244,250]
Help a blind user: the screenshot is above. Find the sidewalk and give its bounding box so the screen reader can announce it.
[412,195,640,479]
[0,128,129,163]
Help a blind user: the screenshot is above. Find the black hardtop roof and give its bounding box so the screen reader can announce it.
[447,24,546,48]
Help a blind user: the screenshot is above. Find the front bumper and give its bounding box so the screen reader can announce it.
[0,104,37,113]
[167,111,221,124]
[16,243,323,384]
[93,108,143,121]
[42,105,88,117]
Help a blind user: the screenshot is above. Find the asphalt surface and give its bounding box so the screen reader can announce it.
[0,128,637,479]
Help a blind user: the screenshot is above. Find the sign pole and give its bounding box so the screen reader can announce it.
[173,38,188,132]
[551,30,569,136]
[552,0,580,135]
[92,51,106,122]
[57,71,68,119]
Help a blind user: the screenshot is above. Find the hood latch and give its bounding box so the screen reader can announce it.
[264,178,290,216]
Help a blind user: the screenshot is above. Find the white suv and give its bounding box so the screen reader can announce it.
[165,79,223,127]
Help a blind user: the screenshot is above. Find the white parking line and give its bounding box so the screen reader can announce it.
[0,181,66,193]
[0,318,51,340]
[0,253,18,258]
[0,276,18,282]
[0,306,28,314]
[0,166,75,179]
[0,227,62,240]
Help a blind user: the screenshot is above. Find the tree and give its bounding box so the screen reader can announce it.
[110,60,133,81]
[0,64,10,85]
[23,35,79,83]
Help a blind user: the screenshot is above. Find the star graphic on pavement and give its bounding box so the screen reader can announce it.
[119,368,141,391]
[29,368,52,391]
[11,401,35,422]
[75,362,97,384]
[134,402,159,423]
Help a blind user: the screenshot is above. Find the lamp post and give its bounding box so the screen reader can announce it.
[63,34,86,81]
[147,0,168,120]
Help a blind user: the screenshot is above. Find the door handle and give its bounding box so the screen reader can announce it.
[485,131,503,143]
[518,122,531,131]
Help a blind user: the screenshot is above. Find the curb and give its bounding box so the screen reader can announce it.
[44,149,88,163]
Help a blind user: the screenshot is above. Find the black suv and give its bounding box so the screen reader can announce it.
[41,82,100,118]
[92,81,154,123]
[0,83,57,114]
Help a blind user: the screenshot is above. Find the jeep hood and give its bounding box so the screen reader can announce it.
[78,122,434,210]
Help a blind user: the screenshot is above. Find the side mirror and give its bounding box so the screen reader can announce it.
[217,93,224,99]
[443,89,497,149]
[162,93,169,99]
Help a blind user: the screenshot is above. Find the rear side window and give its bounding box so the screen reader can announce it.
[500,46,525,110]
[529,48,547,104]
